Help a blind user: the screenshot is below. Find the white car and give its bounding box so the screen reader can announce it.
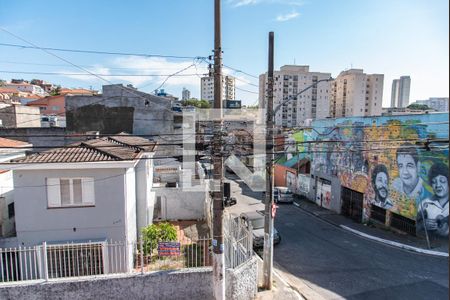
[274,187,294,204]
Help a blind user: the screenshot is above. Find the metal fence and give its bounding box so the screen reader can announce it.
[224,214,253,269]
[0,237,212,284]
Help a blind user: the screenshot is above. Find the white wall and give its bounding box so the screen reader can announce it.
[153,188,206,221]
[0,171,15,237]
[13,168,128,246]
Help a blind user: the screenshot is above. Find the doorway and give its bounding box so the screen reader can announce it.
[341,187,363,222]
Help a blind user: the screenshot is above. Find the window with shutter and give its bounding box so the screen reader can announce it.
[47,178,61,207]
[47,177,95,208]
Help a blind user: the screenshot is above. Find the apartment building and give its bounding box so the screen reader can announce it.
[259,65,331,127]
[182,87,191,101]
[329,69,383,118]
[201,75,235,104]
[391,76,411,107]
[414,97,449,112]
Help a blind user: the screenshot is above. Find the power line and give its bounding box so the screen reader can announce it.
[0,70,205,77]
[0,60,190,71]
[0,42,205,60]
[0,138,447,150]
[0,27,195,120]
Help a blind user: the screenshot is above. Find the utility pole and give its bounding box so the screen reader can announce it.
[263,31,275,290]
[212,0,225,299]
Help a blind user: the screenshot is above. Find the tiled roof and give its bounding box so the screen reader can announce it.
[60,88,96,95]
[11,134,156,164]
[0,88,19,94]
[26,95,62,106]
[0,137,32,148]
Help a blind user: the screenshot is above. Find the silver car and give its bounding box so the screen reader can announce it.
[240,211,281,249]
[274,186,294,204]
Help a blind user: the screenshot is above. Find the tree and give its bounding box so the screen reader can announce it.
[141,222,177,255]
[50,86,61,96]
[407,103,430,110]
[182,99,211,109]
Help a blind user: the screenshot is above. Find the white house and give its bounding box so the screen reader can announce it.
[0,137,32,238]
[0,134,157,272]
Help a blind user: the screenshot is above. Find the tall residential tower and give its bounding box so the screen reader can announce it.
[329,69,384,118]
[391,76,411,107]
[259,65,331,127]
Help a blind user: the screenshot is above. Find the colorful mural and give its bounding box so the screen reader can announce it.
[286,113,449,237]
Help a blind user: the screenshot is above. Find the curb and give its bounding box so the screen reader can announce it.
[293,200,449,258]
[340,225,449,258]
[254,254,305,299]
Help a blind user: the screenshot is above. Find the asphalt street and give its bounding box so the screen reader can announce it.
[274,204,449,300]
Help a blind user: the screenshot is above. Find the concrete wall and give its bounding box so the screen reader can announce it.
[65,84,174,135]
[136,154,155,233]
[0,171,15,237]
[13,168,128,246]
[226,256,258,300]
[0,268,213,300]
[0,127,88,151]
[0,106,41,128]
[153,188,206,221]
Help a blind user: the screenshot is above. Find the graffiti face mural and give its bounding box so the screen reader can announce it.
[289,113,449,237]
[371,164,393,209]
[417,163,449,237]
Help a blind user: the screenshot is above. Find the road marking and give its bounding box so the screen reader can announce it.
[340,225,449,257]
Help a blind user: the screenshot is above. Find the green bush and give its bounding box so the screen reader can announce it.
[141,222,177,255]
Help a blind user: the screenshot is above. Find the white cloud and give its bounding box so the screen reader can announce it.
[276,11,300,22]
[228,0,303,7]
[59,56,209,96]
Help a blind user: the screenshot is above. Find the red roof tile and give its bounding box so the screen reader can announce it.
[0,137,31,148]
[10,134,156,164]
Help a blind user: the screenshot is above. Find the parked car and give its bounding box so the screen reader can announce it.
[262,187,293,204]
[239,211,281,249]
[274,187,294,204]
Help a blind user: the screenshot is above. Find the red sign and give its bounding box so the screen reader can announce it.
[157,242,181,256]
[272,204,278,218]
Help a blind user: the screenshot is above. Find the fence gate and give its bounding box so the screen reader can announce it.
[341,187,363,222]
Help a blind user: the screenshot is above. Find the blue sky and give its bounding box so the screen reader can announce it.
[0,0,448,106]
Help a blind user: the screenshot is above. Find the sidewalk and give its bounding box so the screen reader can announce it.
[254,255,305,300]
[293,197,449,256]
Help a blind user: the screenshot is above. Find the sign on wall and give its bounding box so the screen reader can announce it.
[157,242,181,256]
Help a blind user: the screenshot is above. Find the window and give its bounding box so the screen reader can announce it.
[47,178,95,208]
[8,203,15,219]
[52,106,60,111]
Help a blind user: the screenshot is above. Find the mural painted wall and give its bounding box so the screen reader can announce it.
[286,113,449,237]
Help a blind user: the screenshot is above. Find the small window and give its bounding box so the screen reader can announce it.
[8,203,15,219]
[47,178,95,208]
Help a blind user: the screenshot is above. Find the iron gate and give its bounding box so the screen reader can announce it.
[341,187,363,222]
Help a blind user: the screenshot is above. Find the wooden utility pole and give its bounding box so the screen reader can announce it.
[212,0,225,299]
[263,31,275,290]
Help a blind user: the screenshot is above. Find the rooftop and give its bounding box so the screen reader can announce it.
[0,137,32,148]
[10,133,156,164]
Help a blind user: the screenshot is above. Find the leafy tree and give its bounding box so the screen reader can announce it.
[141,222,177,255]
[407,103,430,110]
[50,86,61,96]
[182,99,211,109]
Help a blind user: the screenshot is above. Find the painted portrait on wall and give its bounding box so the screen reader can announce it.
[371,164,393,209]
[417,163,449,237]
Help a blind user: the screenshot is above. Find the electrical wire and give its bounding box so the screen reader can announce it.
[0,70,206,77]
[0,42,204,60]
